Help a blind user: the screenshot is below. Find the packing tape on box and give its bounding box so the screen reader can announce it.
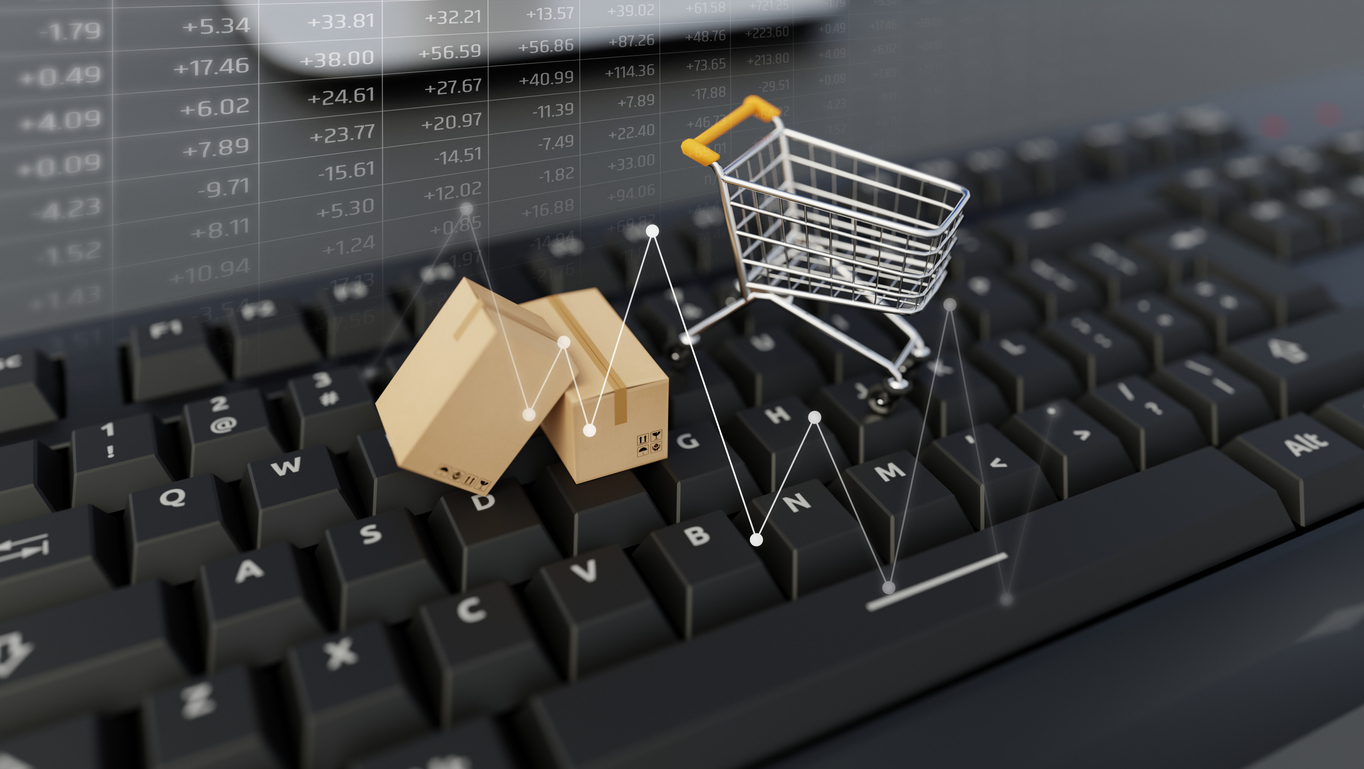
[546,293,628,425]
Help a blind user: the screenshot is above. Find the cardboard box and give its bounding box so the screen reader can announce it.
[523,288,669,483]
[378,279,573,493]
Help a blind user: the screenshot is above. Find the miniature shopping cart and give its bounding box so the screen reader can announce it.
[678,96,970,412]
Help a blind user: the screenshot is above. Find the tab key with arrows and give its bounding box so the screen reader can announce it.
[1222,307,1364,417]
[0,505,122,622]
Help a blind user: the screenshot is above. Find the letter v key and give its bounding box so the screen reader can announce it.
[570,559,597,583]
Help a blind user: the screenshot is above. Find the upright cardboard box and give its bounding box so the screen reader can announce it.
[523,288,669,483]
[378,279,572,493]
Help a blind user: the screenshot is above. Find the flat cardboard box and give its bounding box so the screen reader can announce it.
[378,279,573,493]
[523,288,669,483]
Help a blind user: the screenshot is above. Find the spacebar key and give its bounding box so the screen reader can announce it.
[519,448,1293,769]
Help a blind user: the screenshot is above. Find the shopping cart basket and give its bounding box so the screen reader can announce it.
[678,95,970,411]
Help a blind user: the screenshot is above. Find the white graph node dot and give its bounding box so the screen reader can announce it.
[583,423,597,437]
[522,408,536,422]
[645,223,660,238]
[459,201,473,216]
[999,592,1015,607]
[882,581,896,595]
[557,335,571,349]
[749,533,764,547]
[807,410,822,425]
[942,297,957,312]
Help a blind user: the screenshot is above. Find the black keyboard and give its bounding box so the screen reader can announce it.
[4,90,1364,769]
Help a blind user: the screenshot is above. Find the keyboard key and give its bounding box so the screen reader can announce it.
[1179,105,1243,155]
[1007,256,1103,321]
[1163,165,1242,221]
[317,509,447,629]
[679,205,734,276]
[716,326,826,406]
[0,349,61,433]
[1291,186,1364,246]
[531,464,664,555]
[946,228,1010,279]
[517,448,1291,769]
[1225,199,1323,259]
[837,450,971,561]
[1067,240,1163,304]
[241,446,357,548]
[0,581,195,736]
[315,281,410,358]
[1079,376,1207,469]
[526,238,626,296]
[141,666,288,769]
[430,482,560,591]
[181,388,283,482]
[1014,136,1084,197]
[127,475,242,585]
[633,511,782,638]
[1172,276,1272,350]
[944,275,1040,341]
[608,225,695,293]
[1275,144,1338,188]
[659,349,746,427]
[920,423,1058,529]
[350,717,520,769]
[401,264,460,337]
[635,420,761,524]
[1149,353,1273,446]
[283,367,381,453]
[1127,220,1212,287]
[226,299,322,378]
[128,316,227,402]
[0,440,66,524]
[910,354,1011,437]
[1221,307,1364,417]
[983,188,1172,262]
[962,146,1033,209]
[1109,292,1212,369]
[1313,387,1364,449]
[282,622,429,769]
[970,330,1083,412]
[409,582,558,725]
[1178,224,1334,326]
[1325,129,1364,172]
[1128,111,1197,165]
[524,546,674,681]
[1079,122,1149,178]
[794,306,900,383]
[1222,414,1364,527]
[810,376,928,464]
[747,480,869,599]
[726,397,850,493]
[637,285,732,351]
[0,714,134,769]
[0,505,121,622]
[1001,399,1134,499]
[1222,153,1291,201]
[347,430,450,516]
[71,414,180,512]
[1037,311,1148,389]
[197,543,328,670]
[504,430,559,487]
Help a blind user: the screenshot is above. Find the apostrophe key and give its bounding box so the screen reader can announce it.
[181,388,283,482]
[811,376,928,465]
[0,349,62,432]
[347,430,451,516]
[429,482,561,591]
[1039,311,1149,389]
[128,316,226,402]
[1109,292,1212,369]
[197,543,328,670]
[0,505,123,622]
[726,397,850,493]
[316,509,447,629]
[408,582,559,725]
[1079,376,1207,470]
[282,622,430,769]
[1000,399,1135,499]
[0,440,67,524]
[71,414,180,512]
[837,451,972,562]
[140,666,289,769]
[920,423,1058,529]
[747,479,871,599]
[910,353,1011,438]
[716,326,826,406]
[225,299,322,379]
[349,717,521,769]
[635,420,761,524]
[241,447,358,548]
[632,511,783,638]
[0,582,196,737]
[531,464,664,555]
[1222,414,1364,527]
[524,546,674,682]
[1172,276,1272,350]
[127,475,243,585]
[315,280,410,358]
[283,367,382,453]
[970,330,1083,413]
[1149,353,1273,445]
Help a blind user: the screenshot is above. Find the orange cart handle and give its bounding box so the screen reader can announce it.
[680,95,782,166]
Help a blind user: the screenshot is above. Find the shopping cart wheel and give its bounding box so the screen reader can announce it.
[866,377,912,416]
[664,343,693,371]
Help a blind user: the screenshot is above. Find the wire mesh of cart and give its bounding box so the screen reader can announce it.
[678,96,970,405]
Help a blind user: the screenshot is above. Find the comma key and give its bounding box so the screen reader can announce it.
[1222,414,1364,527]
[920,423,1058,530]
[0,349,61,433]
